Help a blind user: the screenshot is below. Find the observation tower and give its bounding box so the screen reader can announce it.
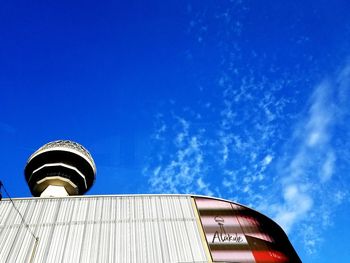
[24,140,96,197]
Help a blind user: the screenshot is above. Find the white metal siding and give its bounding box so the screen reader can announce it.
[0,195,208,263]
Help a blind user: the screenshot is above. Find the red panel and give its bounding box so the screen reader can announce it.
[252,250,289,263]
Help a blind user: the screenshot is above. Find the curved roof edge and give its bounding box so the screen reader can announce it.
[3,193,278,228]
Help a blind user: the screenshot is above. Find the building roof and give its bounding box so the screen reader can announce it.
[0,195,208,263]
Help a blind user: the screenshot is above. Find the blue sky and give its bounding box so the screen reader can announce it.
[1,0,350,261]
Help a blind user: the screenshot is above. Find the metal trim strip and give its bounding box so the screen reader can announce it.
[191,197,213,263]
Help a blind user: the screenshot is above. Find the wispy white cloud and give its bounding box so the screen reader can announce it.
[305,81,334,147]
[272,184,313,233]
[145,115,213,195]
[217,72,291,208]
[262,154,273,166]
[265,63,350,253]
[321,151,336,182]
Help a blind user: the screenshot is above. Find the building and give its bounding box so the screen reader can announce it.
[0,140,301,262]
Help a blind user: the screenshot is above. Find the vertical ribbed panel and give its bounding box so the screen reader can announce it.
[0,195,208,263]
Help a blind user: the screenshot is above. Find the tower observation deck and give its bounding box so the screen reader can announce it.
[24,140,96,197]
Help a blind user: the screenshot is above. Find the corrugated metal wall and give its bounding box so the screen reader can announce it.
[0,195,208,263]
